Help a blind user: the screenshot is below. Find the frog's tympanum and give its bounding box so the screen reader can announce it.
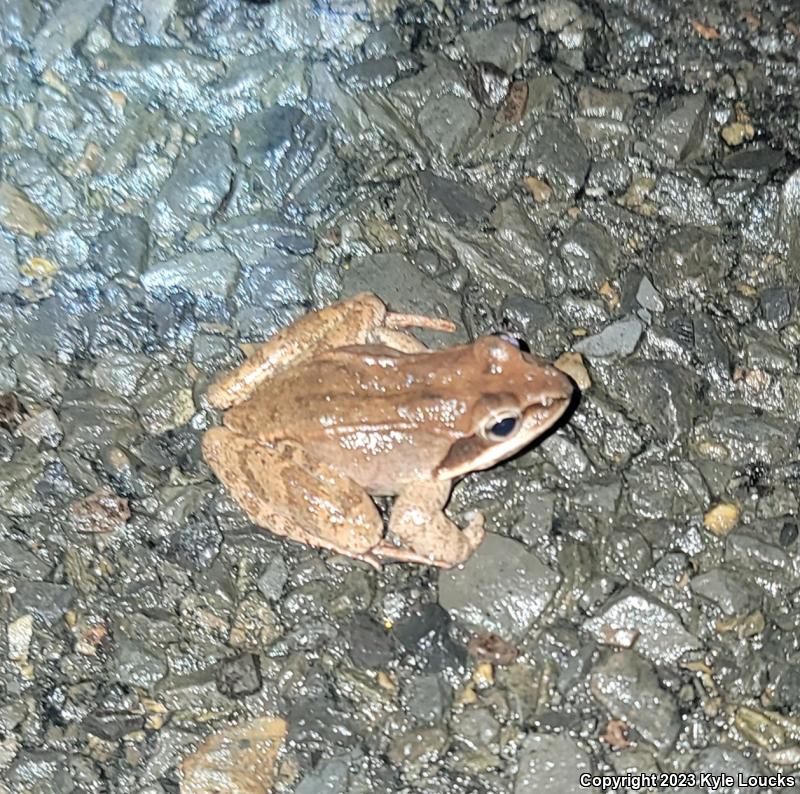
[202,293,573,569]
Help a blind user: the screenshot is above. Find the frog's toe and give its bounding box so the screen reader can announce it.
[463,510,486,548]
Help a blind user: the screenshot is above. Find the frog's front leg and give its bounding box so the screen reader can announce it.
[377,481,486,568]
[202,428,385,568]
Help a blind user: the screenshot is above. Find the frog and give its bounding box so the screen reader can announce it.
[202,292,574,569]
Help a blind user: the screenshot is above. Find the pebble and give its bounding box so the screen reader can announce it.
[181,716,286,794]
[590,650,680,750]
[515,733,596,794]
[141,251,240,298]
[0,181,52,236]
[439,533,561,643]
[574,317,642,359]
[585,588,700,666]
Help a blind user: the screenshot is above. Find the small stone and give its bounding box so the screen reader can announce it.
[387,726,448,767]
[0,231,19,293]
[69,487,131,533]
[12,581,75,624]
[526,118,590,200]
[8,614,34,665]
[554,352,590,390]
[590,650,680,750]
[405,673,452,724]
[0,181,52,236]
[0,392,27,431]
[691,569,761,615]
[523,175,553,202]
[574,317,642,359]
[141,251,240,298]
[19,408,62,447]
[651,92,709,162]
[585,588,699,666]
[515,733,596,794]
[181,716,286,794]
[418,93,480,158]
[703,502,740,537]
[217,654,262,698]
[635,276,664,313]
[721,121,755,147]
[347,613,395,670]
[439,534,561,643]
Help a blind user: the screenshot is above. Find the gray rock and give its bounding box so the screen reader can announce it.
[346,613,395,670]
[392,603,465,673]
[0,0,40,47]
[652,173,721,228]
[602,360,696,443]
[151,134,234,238]
[0,539,51,580]
[439,533,561,643]
[760,286,792,329]
[650,227,725,298]
[141,251,240,298]
[635,276,664,313]
[590,649,680,750]
[585,587,700,666]
[452,706,499,751]
[726,531,790,577]
[0,231,18,293]
[574,317,642,359]
[0,451,45,515]
[342,253,466,344]
[32,0,106,66]
[405,673,452,724]
[690,569,762,616]
[92,350,150,398]
[459,21,535,73]
[625,461,707,521]
[95,215,149,279]
[779,167,800,261]
[515,733,596,794]
[558,220,619,292]
[13,352,66,400]
[19,407,63,447]
[216,654,262,698]
[723,147,786,180]
[418,93,480,158]
[651,92,709,162]
[693,407,796,466]
[256,556,289,601]
[12,580,75,623]
[295,757,350,794]
[216,211,314,262]
[689,745,768,792]
[526,118,590,199]
[116,635,168,688]
[420,171,494,226]
[7,750,74,794]
[84,710,145,742]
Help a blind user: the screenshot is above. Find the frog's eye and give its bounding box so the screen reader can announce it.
[482,413,520,441]
[491,331,531,353]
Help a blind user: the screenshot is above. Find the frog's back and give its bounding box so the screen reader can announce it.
[221,344,467,491]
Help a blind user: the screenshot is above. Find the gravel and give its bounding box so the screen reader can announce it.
[2,0,800,791]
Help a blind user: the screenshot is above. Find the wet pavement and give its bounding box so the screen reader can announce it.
[1,0,800,791]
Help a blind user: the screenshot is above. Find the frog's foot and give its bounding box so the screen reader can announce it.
[385,481,486,568]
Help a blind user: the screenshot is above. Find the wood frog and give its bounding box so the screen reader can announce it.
[202,292,573,568]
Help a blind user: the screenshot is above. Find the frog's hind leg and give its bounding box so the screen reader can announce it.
[206,293,388,409]
[202,427,384,568]
[378,480,485,568]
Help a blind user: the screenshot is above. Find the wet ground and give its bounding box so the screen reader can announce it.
[1,0,800,791]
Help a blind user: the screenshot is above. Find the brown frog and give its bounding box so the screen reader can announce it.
[202,292,573,568]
